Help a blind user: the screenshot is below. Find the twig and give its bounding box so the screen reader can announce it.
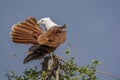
[56,66,60,80]
[97,70,120,80]
[54,55,67,64]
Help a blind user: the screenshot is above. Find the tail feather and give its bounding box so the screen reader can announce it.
[11,16,43,44]
[23,51,48,64]
[23,44,56,64]
[23,44,46,64]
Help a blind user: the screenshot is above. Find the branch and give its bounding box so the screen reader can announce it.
[55,66,60,80]
[97,71,120,80]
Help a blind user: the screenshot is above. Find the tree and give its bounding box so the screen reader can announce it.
[5,45,120,80]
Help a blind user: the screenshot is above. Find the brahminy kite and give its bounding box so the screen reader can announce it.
[11,16,66,64]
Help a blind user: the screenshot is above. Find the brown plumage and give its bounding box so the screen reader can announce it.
[10,16,66,64]
[11,17,43,44]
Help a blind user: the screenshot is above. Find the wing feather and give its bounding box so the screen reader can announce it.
[11,16,43,44]
[37,25,66,47]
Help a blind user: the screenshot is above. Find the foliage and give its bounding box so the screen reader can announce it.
[5,45,120,80]
[5,56,100,80]
[56,58,100,80]
[5,66,42,80]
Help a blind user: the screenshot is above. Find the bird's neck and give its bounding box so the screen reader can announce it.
[45,20,58,30]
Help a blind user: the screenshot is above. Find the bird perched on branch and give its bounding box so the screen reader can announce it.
[11,16,66,64]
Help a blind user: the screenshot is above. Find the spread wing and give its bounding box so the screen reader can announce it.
[37,25,66,47]
[11,17,66,64]
[11,16,43,44]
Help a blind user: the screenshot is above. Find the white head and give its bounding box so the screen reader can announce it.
[37,17,58,30]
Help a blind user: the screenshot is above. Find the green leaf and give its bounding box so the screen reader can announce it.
[66,48,70,54]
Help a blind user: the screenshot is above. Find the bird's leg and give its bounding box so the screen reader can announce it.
[48,53,51,57]
[51,52,55,57]
[49,52,55,59]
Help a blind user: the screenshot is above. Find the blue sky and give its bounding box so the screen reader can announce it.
[0,0,120,80]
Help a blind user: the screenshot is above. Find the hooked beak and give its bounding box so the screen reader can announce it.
[37,20,42,24]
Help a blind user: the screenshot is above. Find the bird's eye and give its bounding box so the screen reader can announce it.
[41,20,44,22]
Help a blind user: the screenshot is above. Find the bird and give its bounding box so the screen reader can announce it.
[10,16,66,64]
